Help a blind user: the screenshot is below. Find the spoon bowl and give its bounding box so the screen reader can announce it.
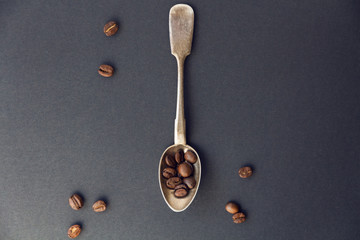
[159,4,200,212]
[159,144,201,212]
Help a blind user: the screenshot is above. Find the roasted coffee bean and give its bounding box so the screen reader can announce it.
[232,212,246,223]
[175,150,184,164]
[225,202,239,214]
[174,184,188,198]
[69,194,83,210]
[68,224,81,238]
[162,167,177,179]
[177,162,193,178]
[238,166,253,178]
[184,150,197,164]
[98,64,114,77]
[103,21,119,36]
[92,200,106,212]
[166,177,182,189]
[165,155,176,168]
[183,176,196,189]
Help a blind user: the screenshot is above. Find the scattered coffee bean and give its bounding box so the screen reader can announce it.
[68,224,81,238]
[225,202,239,214]
[183,176,196,189]
[175,150,184,164]
[92,200,107,212]
[177,162,193,178]
[166,177,182,189]
[238,166,253,178]
[98,64,114,77]
[162,167,177,179]
[165,155,176,168]
[174,184,188,198]
[184,150,197,164]
[232,212,246,223]
[103,21,119,36]
[69,194,83,210]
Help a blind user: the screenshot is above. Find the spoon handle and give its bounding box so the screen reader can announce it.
[174,56,186,145]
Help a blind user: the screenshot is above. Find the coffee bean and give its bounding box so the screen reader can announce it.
[98,64,114,77]
[238,166,253,178]
[175,150,184,164]
[92,200,106,212]
[225,202,239,214]
[68,224,81,238]
[232,212,246,223]
[162,167,177,179]
[166,177,182,189]
[183,176,196,189]
[174,184,188,198]
[165,155,176,168]
[69,194,83,210]
[177,162,193,178]
[184,150,197,164]
[103,21,119,36]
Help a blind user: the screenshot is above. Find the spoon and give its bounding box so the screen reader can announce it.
[158,4,201,212]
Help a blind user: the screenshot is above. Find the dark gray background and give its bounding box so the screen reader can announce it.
[1,0,359,239]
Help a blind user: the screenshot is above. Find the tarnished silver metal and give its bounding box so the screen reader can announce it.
[158,4,201,212]
[170,3,194,145]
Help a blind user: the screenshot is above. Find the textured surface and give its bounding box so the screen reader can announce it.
[1,0,360,239]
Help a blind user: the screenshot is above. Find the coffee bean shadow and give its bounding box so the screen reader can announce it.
[71,221,83,229]
[242,163,256,175]
[241,209,249,219]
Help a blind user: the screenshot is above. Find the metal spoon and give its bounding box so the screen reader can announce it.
[158,4,201,212]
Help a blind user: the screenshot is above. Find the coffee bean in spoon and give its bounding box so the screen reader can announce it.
[166,177,182,189]
[177,162,193,178]
[175,150,184,164]
[174,184,188,198]
[165,155,176,168]
[183,176,196,189]
[162,167,177,179]
[184,150,197,164]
